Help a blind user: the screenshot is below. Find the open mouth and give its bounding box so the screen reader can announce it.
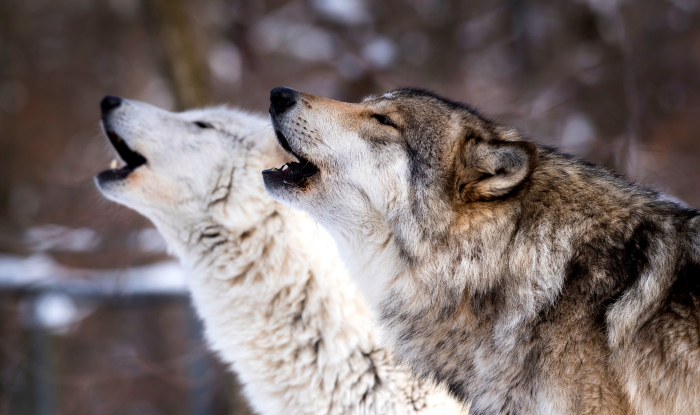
[262,130,319,186]
[97,130,147,182]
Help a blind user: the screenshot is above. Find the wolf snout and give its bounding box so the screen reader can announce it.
[101,95,122,114]
[270,87,298,116]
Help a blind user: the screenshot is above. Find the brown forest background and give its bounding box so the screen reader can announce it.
[1,0,700,414]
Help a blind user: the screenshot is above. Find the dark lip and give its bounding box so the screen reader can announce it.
[107,131,147,167]
[274,129,301,161]
[275,130,318,173]
[262,129,319,186]
[96,130,147,183]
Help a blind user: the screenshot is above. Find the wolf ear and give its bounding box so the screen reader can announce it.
[457,133,537,202]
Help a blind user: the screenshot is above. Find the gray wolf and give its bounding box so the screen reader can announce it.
[95,96,466,415]
[263,87,700,414]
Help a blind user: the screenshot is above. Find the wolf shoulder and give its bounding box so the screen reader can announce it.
[511,146,700,344]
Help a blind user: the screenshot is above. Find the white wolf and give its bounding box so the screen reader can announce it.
[94,96,466,415]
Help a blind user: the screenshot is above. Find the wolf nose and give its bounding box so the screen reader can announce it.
[270,87,298,115]
[101,95,122,113]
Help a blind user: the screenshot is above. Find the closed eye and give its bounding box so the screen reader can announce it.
[372,114,397,128]
[194,121,214,129]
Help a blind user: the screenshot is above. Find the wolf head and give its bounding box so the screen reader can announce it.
[96,96,283,252]
[263,87,537,238]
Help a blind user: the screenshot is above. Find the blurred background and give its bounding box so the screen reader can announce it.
[1,0,700,413]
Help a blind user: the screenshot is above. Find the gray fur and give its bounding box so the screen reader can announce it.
[264,87,700,415]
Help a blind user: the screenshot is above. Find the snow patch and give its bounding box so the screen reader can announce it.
[362,37,398,69]
[253,18,335,62]
[25,224,102,252]
[310,0,371,25]
[0,254,186,295]
[34,292,80,333]
[209,42,242,84]
[561,113,595,152]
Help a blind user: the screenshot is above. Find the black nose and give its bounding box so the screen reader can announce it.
[270,87,298,115]
[101,95,122,113]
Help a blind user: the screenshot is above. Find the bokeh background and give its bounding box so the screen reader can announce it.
[2,0,700,413]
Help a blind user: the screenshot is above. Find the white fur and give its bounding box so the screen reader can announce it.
[96,99,466,415]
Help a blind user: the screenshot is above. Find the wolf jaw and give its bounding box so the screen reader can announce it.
[262,129,319,188]
[97,129,147,183]
[95,98,466,415]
